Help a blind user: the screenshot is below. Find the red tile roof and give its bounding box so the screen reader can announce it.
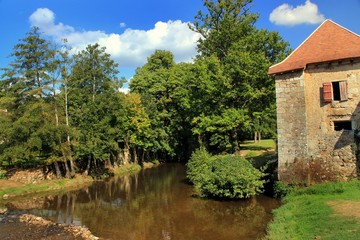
[268,20,360,75]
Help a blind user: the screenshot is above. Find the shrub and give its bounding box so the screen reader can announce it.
[273,181,293,198]
[186,148,266,199]
[0,169,5,179]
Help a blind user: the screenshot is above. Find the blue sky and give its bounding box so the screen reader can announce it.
[1,0,360,89]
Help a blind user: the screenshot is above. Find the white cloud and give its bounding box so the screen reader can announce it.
[29,8,201,68]
[29,8,74,38]
[119,22,126,28]
[269,0,325,26]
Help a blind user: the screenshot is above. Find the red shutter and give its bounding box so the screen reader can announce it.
[323,82,332,103]
[339,80,348,101]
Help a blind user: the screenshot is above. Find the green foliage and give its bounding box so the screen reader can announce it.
[187,148,266,199]
[0,1,291,177]
[272,181,292,198]
[0,169,5,179]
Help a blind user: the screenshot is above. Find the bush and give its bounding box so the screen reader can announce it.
[186,148,266,199]
[273,181,292,198]
[0,169,5,179]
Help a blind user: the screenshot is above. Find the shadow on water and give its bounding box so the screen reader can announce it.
[5,164,280,240]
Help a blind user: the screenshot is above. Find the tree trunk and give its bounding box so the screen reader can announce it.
[64,83,75,176]
[85,156,91,176]
[258,131,261,142]
[124,139,130,165]
[133,147,138,164]
[64,161,70,179]
[254,131,258,143]
[231,129,240,154]
[54,161,61,178]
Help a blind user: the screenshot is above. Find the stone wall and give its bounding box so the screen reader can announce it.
[304,60,360,180]
[275,71,308,169]
[276,59,360,181]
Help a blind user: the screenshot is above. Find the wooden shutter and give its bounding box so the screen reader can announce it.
[323,82,332,103]
[339,80,348,101]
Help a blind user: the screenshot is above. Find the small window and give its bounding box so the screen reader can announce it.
[334,121,352,131]
[323,81,348,103]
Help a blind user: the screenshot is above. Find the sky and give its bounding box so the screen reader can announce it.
[1,0,360,90]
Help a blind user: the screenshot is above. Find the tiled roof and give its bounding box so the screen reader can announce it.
[268,20,360,75]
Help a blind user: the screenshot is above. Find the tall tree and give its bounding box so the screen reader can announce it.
[68,43,119,175]
[188,0,290,153]
[190,0,257,62]
[131,50,194,161]
[0,27,65,171]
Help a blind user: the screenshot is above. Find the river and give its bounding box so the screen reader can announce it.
[7,164,280,239]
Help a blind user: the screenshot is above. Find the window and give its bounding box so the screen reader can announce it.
[323,80,348,103]
[334,121,352,131]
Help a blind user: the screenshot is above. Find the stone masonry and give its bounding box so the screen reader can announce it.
[275,60,360,181]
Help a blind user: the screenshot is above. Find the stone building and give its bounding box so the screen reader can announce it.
[268,20,360,181]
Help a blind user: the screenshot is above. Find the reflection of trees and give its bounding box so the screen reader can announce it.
[16,164,279,240]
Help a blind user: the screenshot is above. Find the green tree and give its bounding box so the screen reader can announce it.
[0,27,68,173]
[68,43,119,175]
[188,0,290,153]
[131,50,194,161]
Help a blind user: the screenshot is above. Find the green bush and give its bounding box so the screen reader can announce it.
[186,148,266,199]
[0,169,5,179]
[273,181,292,198]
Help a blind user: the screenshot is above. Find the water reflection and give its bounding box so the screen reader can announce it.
[6,164,279,240]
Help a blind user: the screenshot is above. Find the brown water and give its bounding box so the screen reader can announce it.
[9,164,280,240]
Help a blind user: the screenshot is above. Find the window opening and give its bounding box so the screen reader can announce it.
[334,121,352,131]
[332,82,340,101]
[323,80,348,103]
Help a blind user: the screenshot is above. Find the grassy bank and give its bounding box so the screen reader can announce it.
[0,162,160,200]
[0,176,93,200]
[266,180,360,240]
[113,163,142,176]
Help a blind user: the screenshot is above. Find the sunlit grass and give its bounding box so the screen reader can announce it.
[266,180,360,240]
[0,176,93,200]
[113,163,141,176]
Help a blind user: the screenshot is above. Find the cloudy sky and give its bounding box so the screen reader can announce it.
[1,0,360,87]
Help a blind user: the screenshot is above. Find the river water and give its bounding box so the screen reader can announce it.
[8,164,280,240]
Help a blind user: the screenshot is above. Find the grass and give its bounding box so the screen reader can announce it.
[113,163,142,176]
[266,180,360,240]
[0,176,93,200]
[241,139,277,169]
[241,139,276,151]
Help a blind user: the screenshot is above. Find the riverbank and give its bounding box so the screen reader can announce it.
[0,211,99,240]
[0,162,161,200]
[0,176,93,201]
[266,180,360,239]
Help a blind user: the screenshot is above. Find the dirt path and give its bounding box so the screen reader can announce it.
[0,179,25,191]
[327,200,360,219]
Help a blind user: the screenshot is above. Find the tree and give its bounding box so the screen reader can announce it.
[188,0,290,153]
[130,50,195,161]
[68,43,119,175]
[190,0,258,61]
[0,27,66,171]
